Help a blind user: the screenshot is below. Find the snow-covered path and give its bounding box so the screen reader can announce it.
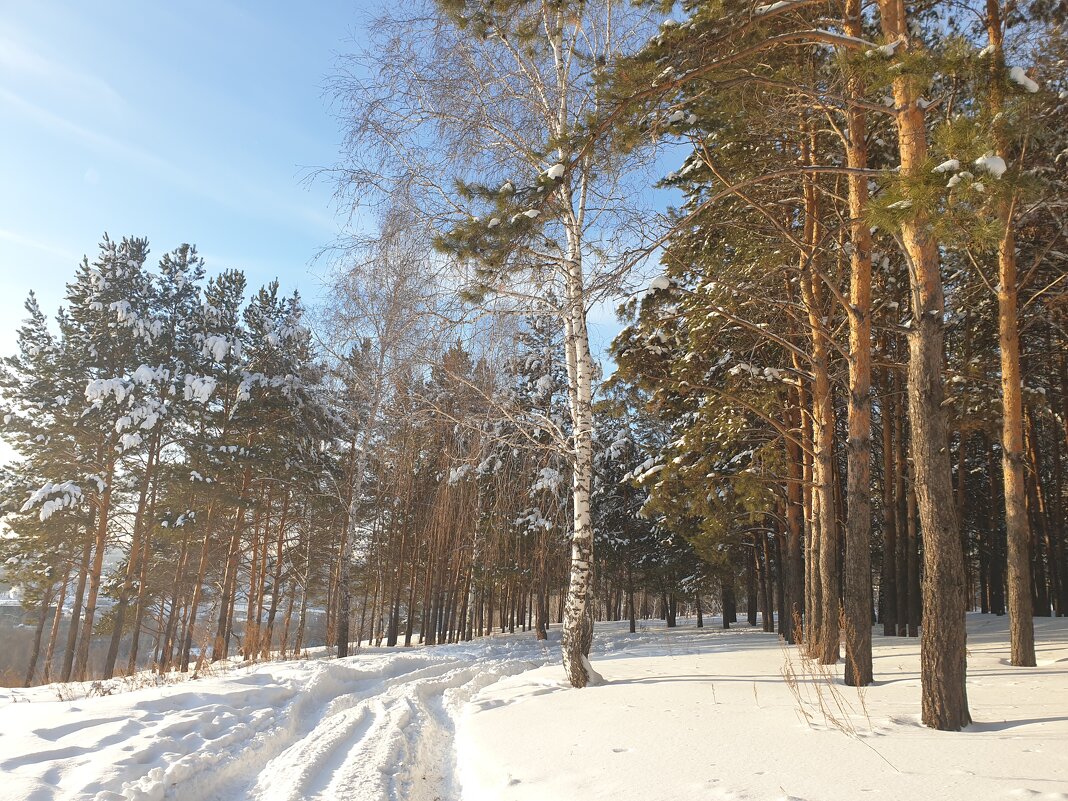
[2,615,1066,801]
[0,636,558,801]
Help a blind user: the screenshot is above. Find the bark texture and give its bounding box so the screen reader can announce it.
[879,0,971,729]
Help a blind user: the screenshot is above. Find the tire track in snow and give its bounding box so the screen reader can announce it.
[251,659,546,801]
[102,641,554,801]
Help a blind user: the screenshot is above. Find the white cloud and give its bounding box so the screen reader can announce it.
[0,30,125,112]
[0,227,79,262]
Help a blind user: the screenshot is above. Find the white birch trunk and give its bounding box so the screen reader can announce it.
[560,226,597,686]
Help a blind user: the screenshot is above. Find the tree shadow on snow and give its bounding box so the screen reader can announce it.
[966,715,1068,732]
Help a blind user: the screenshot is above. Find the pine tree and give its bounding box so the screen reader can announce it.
[60,235,154,680]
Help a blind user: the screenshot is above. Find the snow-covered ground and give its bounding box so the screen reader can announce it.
[0,614,1065,801]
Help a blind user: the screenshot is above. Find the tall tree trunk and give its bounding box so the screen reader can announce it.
[761,533,775,633]
[987,440,1007,615]
[628,570,637,634]
[1051,405,1068,616]
[24,584,55,687]
[61,511,92,683]
[127,471,161,674]
[560,230,597,687]
[262,494,290,659]
[295,565,310,656]
[747,541,759,626]
[721,580,732,630]
[103,433,159,679]
[907,473,921,638]
[159,529,190,672]
[76,461,117,681]
[894,376,910,636]
[61,526,91,682]
[44,568,71,683]
[244,487,265,661]
[280,578,297,658]
[810,279,839,666]
[877,0,970,729]
[798,134,838,664]
[843,0,874,684]
[1025,412,1053,616]
[881,368,899,636]
[985,0,1036,666]
[784,391,806,644]
[181,504,218,673]
[212,464,254,663]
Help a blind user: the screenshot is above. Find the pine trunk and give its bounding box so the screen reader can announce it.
[44,569,70,683]
[880,0,970,725]
[23,584,54,687]
[985,0,1036,666]
[76,461,116,681]
[881,368,899,636]
[103,432,159,679]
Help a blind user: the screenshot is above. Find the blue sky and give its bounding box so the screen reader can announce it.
[0,0,366,357]
[0,0,666,437]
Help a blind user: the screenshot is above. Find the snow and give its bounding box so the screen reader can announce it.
[974,153,1008,178]
[0,637,555,801]
[647,275,672,293]
[459,615,1068,801]
[131,365,162,386]
[946,170,974,188]
[865,37,903,58]
[20,481,83,522]
[932,159,960,174]
[530,466,562,494]
[119,432,143,452]
[544,163,565,181]
[85,377,129,405]
[182,375,217,404]
[0,615,1063,801]
[203,335,233,362]
[754,1,797,16]
[1008,66,1040,93]
[109,300,136,326]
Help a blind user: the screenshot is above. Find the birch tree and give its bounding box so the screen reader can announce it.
[334,0,656,686]
[320,209,440,656]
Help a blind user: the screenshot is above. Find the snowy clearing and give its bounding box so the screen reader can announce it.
[461,614,1068,801]
[0,614,1065,801]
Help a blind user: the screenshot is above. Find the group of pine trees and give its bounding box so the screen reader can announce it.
[0,234,705,687]
[1,237,336,682]
[593,0,1066,730]
[1,0,1065,736]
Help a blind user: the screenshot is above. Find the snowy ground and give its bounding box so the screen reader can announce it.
[0,614,1065,801]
